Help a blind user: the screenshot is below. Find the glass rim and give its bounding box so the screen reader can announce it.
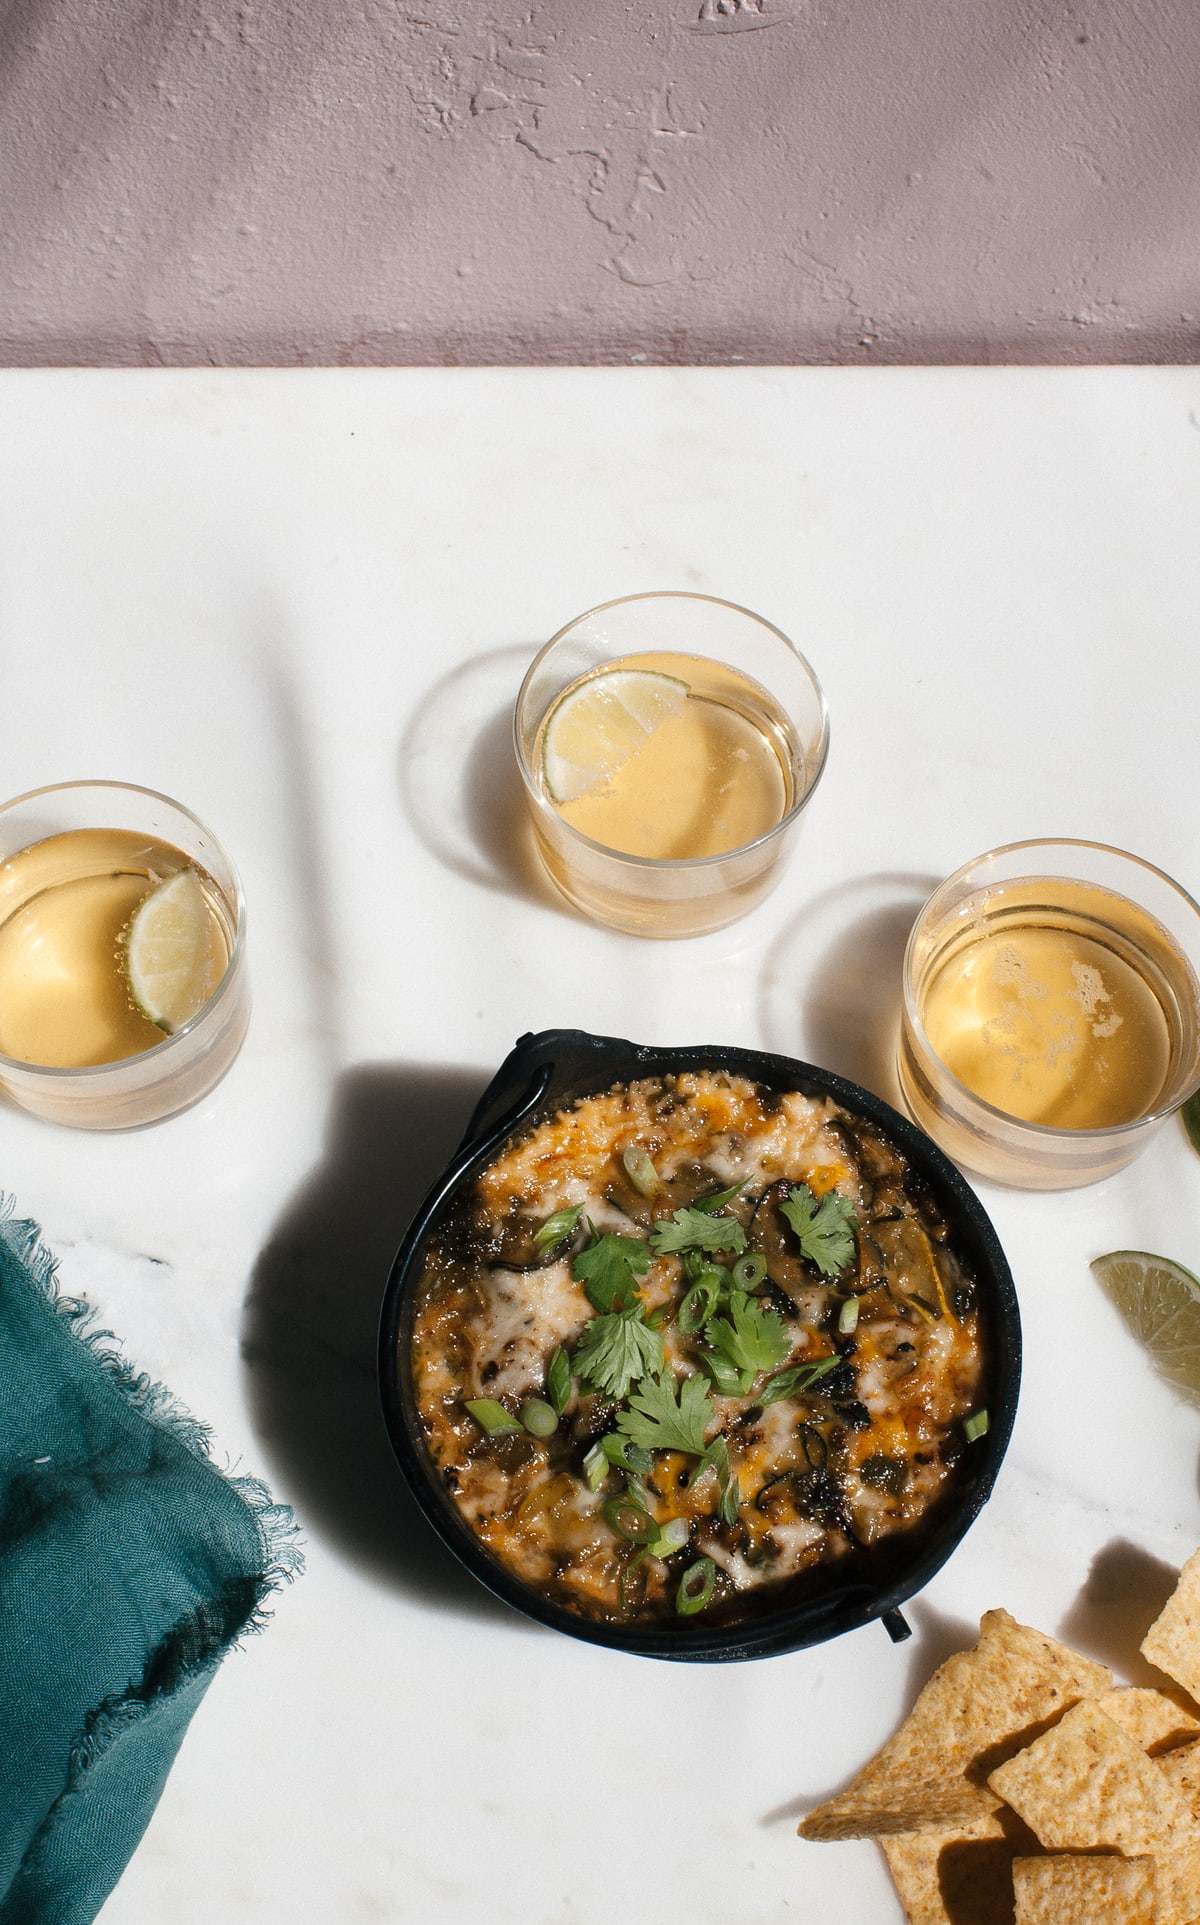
[0,778,247,1082]
[901,835,1200,1145]
[513,589,831,874]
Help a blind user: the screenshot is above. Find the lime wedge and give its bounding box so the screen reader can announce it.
[541,667,689,804]
[125,868,222,1034]
[1090,1248,1200,1408]
[1183,1090,1200,1157]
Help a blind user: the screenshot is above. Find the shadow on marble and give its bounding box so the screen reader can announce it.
[759,871,937,1101]
[1057,1537,1185,1685]
[398,644,555,911]
[241,1059,515,1621]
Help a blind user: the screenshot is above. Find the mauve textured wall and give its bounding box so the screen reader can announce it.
[2,0,1198,365]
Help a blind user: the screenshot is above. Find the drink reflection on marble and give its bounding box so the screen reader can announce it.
[0,782,249,1130]
[515,593,830,938]
[899,840,1200,1190]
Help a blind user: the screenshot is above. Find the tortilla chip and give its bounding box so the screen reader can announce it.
[1143,1551,1200,1708]
[1153,1842,1200,1925]
[1158,1740,1200,1821]
[1097,1686,1200,1755]
[799,1611,1110,1841]
[988,1700,1200,1856]
[1011,1855,1155,1925]
[880,1809,1041,1925]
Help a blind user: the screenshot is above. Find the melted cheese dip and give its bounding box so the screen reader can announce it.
[412,1073,987,1628]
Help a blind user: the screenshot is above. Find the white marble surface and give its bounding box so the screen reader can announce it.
[2,366,1200,1923]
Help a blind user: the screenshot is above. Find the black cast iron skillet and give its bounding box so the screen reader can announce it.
[378,1029,1021,1662]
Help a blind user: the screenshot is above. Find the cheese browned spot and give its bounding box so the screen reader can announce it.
[411,1073,988,1627]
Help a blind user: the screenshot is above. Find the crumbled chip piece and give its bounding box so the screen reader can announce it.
[1158,1740,1200,1821]
[1011,1854,1155,1924]
[799,1611,1110,1841]
[1153,1841,1200,1925]
[988,1700,1200,1857]
[880,1809,1040,1925]
[1098,1686,1200,1755]
[1142,1551,1200,1707]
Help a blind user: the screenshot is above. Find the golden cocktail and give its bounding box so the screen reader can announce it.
[515,594,829,937]
[899,841,1200,1188]
[0,782,248,1129]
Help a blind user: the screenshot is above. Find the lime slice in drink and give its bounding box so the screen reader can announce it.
[125,868,222,1034]
[1090,1248,1200,1407]
[541,667,689,804]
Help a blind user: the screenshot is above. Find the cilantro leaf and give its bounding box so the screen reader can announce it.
[573,1230,653,1313]
[705,1288,791,1388]
[778,1184,858,1278]
[617,1370,713,1455]
[573,1310,663,1399]
[650,1208,747,1259]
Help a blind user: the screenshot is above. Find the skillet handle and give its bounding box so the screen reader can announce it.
[458,1028,639,1150]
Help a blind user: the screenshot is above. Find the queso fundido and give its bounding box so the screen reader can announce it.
[409,1071,991,1631]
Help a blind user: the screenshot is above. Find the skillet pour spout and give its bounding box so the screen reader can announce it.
[378,1028,1021,1661]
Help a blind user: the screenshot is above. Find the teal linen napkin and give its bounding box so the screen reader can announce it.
[0,1203,300,1925]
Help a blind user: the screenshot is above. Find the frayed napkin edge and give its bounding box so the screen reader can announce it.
[0,1194,305,1639]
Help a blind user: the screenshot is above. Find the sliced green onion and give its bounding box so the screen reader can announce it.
[676,1556,717,1616]
[719,1473,741,1526]
[534,1203,583,1249]
[603,1496,659,1545]
[546,1346,572,1416]
[963,1408,990,1444]
[600,1433,653,1475]
[699,1352,743,1397]
[694,1181,745,1214]
[464,1397,521,1437]
[838,1295,860,1335]
[647,1516,690,1558]
[623,1473,652,1512]
[732,1252,767,1292]
[622,1143,661,1197]
[678,1275,721,1333]
[520,1397,558,1438]
[583,1441,608,1490]
[758,1354,841,1408]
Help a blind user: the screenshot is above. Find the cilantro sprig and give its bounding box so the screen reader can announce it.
[573,1228,653,1313]
[572,1309,664,1400]
[778,1184,858,1278]
[704,1288,791,1391]
[651,1207,747,1259]
[617,1370,713,1454]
